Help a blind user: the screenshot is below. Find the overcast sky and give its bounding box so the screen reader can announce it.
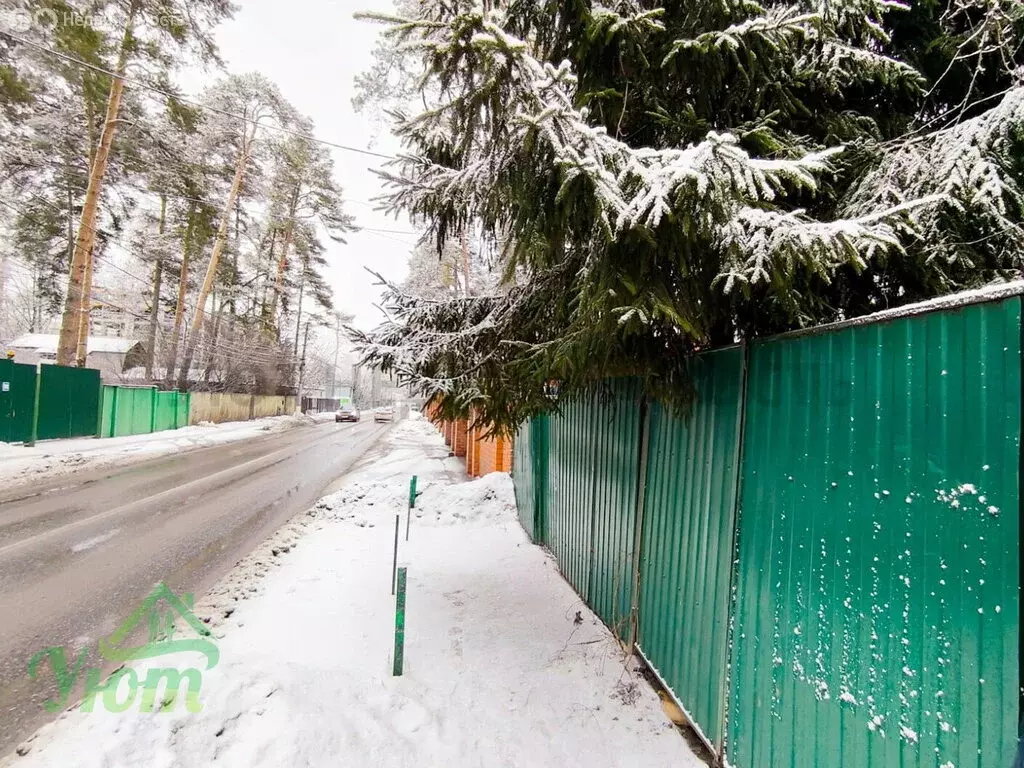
[186,0,416,333]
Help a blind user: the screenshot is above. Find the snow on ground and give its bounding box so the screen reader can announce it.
[0,413,318,487]
[6,414,707,768]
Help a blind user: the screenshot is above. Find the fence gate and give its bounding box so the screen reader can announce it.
[36,364,101,441]
[0,359,37,444]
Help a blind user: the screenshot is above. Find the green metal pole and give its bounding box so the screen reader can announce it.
[26,365,41,447]
[149,387,157,434]
[391,514,400,595]
[406,475,417,541]
[393,567,406,676]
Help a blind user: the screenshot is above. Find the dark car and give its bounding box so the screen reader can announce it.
[336,404,360,423]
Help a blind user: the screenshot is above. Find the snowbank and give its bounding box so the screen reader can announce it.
[0,413,320,488]
[5,411,706,768]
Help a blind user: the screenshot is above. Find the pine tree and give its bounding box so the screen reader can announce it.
[52,0,234,366]
[353,0,1024,430]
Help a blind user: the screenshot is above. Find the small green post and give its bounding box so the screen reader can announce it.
[406,475,417,541]
[392,514,400,595]
[393,567,407,676]
[26,365,42,447]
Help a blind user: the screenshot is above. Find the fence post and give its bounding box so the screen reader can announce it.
[95,384,105,438]
[531,413,549,542]
[26,365,41,447]
[391,514,400,595]
[110,386,119,438]
[393,567,407,676]
[627,398,651,653]
[149,387,158,434]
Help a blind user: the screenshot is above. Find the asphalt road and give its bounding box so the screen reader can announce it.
[0,418,388,758]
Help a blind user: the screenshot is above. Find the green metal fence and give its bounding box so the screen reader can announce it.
[637,347,744,751]
[541,380,644,633]
[0,358,36,443]
[1,363,190,445]
[100,386,192,438]
[729,298,1021,768]
[585,380,644,639]
[513,417,540,540]
[511,292,1022,768]
[36,364,101,441]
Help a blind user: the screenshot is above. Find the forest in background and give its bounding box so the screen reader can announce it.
[0,0,362,395]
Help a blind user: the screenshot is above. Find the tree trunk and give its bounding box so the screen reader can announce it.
[177,125,254,390]
[145,195,167,380]
[56,2,138,366]
[204,293,225,383]
[259,228,277,326]
[74,245,94,367]
[461,232,471,296]
[165,203,195,388]
[267,185,300,333]
[292,275,304,356]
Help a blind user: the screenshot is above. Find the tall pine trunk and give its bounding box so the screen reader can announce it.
[292,274,304,355]
[145,194,167,380]
[177,124,254,390]
[74,245,94,367]
[267,185,300,334]
[165,203,195,388]
[56,1,138,366]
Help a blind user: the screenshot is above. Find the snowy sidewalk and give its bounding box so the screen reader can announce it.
[0,412,321,487]
[6,416,706,768]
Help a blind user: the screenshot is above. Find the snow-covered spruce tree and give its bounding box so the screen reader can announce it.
[353,0,1024,430]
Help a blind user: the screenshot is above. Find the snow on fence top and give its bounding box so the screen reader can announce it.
[767,279,1024,342]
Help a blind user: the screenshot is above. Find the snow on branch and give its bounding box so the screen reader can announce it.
[380,5,924,290]
[663,5,820,64]
[845,87,1024,265]
[590,2,666,38]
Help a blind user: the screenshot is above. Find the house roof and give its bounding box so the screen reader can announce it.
[8,333,140,355]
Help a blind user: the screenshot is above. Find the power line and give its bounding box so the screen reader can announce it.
[0,29,398,161]
[360,227,422,236]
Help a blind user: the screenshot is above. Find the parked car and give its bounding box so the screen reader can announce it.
[336,404,360,423]
[373,406,395,423]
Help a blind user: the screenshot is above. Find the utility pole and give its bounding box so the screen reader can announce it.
[330,313,342,399]
[296,321,311,410]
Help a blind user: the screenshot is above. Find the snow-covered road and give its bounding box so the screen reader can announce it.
[5,416,707,768]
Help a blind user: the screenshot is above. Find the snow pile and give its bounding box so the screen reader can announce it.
[6,405,705,768]
[414,472,518,526]
[313,472,517,528]
[0,414,324,487]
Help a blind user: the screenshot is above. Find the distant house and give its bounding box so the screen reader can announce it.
[6,334,148,382]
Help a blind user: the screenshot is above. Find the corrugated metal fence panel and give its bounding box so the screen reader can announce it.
[153,391,179,432]
[637,347,744,750]
[728,298,1021,768]
[587,380,643,639]
[513,417,537,539]
[0,359,37,443]
[37,364,101,440]
[100,386,116,438]
[111,387,155,437]
[546,394,595,600]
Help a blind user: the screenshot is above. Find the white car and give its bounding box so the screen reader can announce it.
[373,406,395,423]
